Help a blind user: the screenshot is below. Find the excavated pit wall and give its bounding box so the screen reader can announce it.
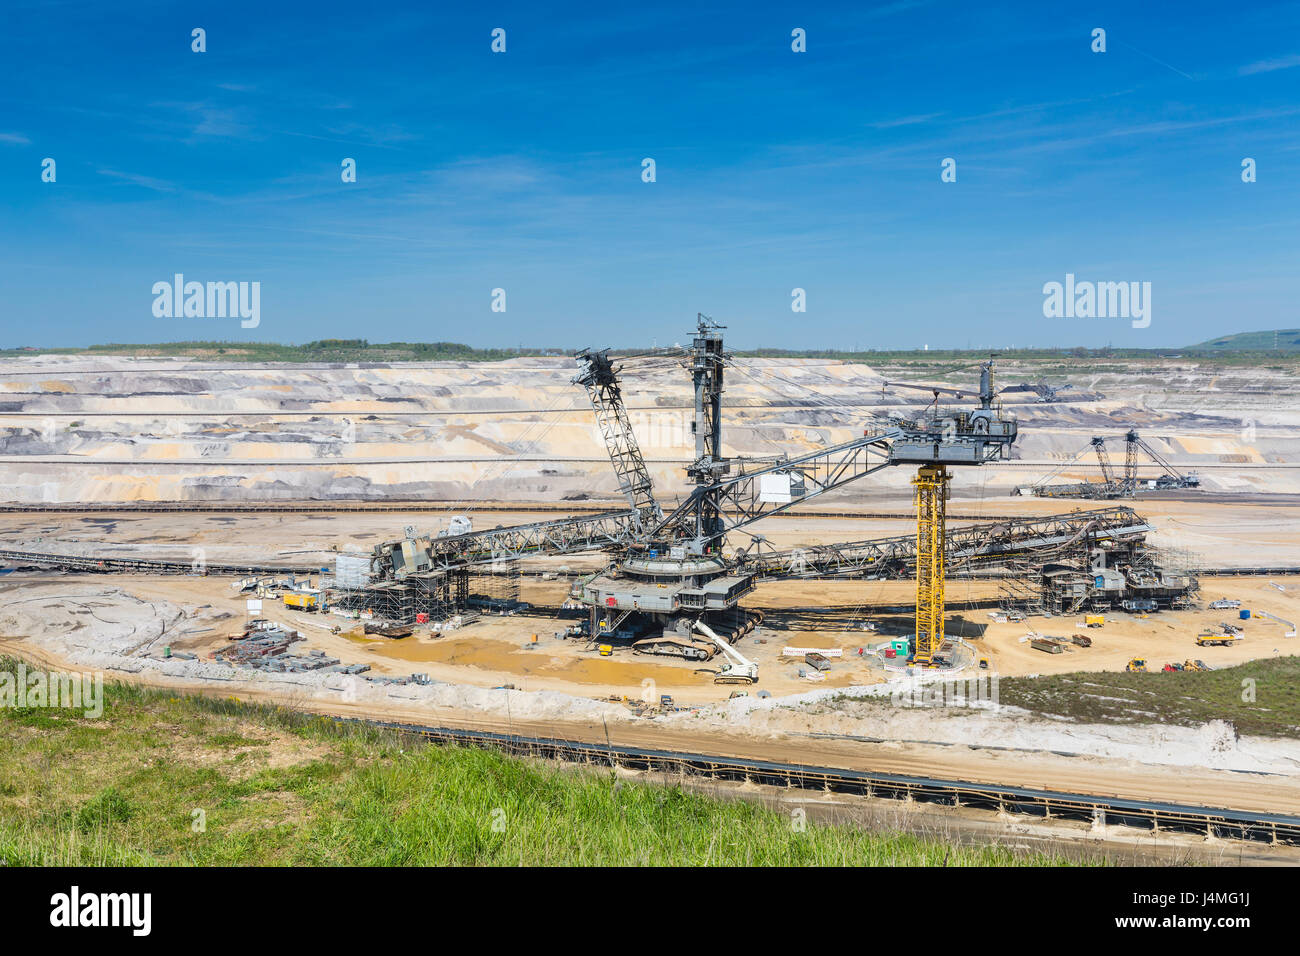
[0,354,1292,504]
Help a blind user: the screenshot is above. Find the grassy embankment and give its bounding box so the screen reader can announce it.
[807,657,1300,739]
[996,657,1300,738]
[0,658,1082,866]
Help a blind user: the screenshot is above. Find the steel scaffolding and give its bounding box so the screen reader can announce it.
[468,563,522,606]
[330,568,467,624]
[912,464,950,665]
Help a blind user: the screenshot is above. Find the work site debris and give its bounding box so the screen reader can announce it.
[211,620,341,673]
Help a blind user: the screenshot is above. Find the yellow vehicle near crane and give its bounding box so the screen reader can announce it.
[1196,633,1238,647]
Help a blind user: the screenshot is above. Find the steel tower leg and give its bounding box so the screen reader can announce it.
[913,464,950,666]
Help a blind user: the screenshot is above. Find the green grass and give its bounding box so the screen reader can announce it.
[0,658,1079,866]
[996,657,1300,738]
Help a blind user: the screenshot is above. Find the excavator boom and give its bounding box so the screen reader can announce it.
[574,348,665,532]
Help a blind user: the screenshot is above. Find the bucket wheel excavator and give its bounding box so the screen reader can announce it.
[1022,430,1199,500]
[574,317,1019,678]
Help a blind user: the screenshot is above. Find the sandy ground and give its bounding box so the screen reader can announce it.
[5,617,1299,823]
[5,496,1298,695]
[2,556,1299,821]
[1,500,1296,718]
[2,352,1299,829]
[3,568,1296,706]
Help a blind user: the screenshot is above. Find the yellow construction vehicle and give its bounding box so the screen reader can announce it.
[1085,614,1105,628]
[283,592,318,611]
[1126,658,1147,673]
[1196,633,1237,647]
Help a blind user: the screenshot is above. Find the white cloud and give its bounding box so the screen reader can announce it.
[1240,53,1300,75]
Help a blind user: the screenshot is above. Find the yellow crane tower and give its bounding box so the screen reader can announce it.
[912,464,950,666]
[885,359,1017,667]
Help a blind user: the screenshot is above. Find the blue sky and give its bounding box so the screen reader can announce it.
[1,0,1297,350]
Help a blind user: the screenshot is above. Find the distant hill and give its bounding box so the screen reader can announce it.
[1189,329,1300,351]
[0,340,532,363]
[4,334,1300,365]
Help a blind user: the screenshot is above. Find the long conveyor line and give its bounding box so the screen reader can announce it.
[0,548,321,576]
[342,718,1300,846]
[1,546,1295,581]
[0,501,1025,520]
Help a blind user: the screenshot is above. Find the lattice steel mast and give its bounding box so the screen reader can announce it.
[912,465,950,665]
[685,315,727,550]
[573,347,664,534]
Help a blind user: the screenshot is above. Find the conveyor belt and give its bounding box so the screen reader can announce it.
[341,718,1300,846]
